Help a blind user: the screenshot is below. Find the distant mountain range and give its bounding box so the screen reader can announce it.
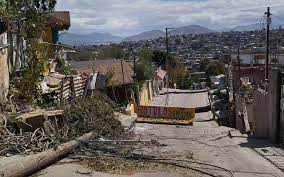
[224,23,283,32]
[60,23,284,45]
[124,25,216,41]
[124,30,165,41]
[59,32,123,45]
[170,25,216,36]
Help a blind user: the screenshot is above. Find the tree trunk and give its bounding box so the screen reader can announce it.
[0,132,96,177]
[0,32,9,105]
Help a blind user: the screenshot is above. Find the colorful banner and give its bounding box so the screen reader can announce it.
[138,106,195,120]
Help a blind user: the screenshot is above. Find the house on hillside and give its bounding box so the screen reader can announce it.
[4,11,72,75]
[210,74,226,89]
[69,59,134,104]
[42,11,77,76]
[0,11,76,104]
[42,11,71,45]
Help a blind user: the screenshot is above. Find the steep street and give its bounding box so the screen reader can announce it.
[38,90,284,177]
[2,2,284,177]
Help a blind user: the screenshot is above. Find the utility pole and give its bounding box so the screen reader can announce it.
[165,27,173,106]
[237,47,241,90]
[265,7,271,80]
[132,49,136,79]
[121,59,127,101]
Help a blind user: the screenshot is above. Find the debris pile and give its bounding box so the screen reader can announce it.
[72,139,171,175]
[60,95,129,140]
[0,94,129,156]
[0,128,54,156]
[69,138,234,177]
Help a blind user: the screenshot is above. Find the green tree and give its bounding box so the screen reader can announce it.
[2,0,57,102]
[134,48,154,89]
[206,62,225,76]
[139,47,153,62]
[152,50,166,66]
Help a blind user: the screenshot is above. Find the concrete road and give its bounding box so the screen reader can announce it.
[137,89,284,177]
[150,89,209,108]
[135,120,284,177]
[37,89,284,177]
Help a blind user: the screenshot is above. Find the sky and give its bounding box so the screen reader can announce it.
[56,0,284,37]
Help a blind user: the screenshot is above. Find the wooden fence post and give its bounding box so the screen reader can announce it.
[60,78,64,105]
[70,76,75,99]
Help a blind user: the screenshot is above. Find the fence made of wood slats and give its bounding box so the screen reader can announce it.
[53,75,88,103]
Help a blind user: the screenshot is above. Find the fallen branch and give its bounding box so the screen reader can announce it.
[0,131,97,177]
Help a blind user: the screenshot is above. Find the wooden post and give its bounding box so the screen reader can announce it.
[120,60,127,101]
[0,132,97,177]
[69,76,75,99]
[82,76,90,99]
[60,78,64,104]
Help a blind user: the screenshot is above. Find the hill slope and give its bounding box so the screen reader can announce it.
[59,32,123,45]
[171,25,216,35]
[124,25,215,41]
[124,30,166,41]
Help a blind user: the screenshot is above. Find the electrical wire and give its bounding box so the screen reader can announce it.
[260,15,266,31]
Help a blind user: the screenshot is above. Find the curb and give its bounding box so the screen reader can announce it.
[159,89,209,95]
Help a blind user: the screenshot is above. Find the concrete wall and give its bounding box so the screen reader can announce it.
[280,86,284,143]
[235,90,269,137]
[235,94,250,133]
[246,103,255,133]
[253,89,269,137]
[268,69,280,143]
[234,69,282,142]
[0,32,9,104]
[139,80,154,106]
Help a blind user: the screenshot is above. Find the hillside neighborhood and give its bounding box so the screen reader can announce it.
[1,1,284,177]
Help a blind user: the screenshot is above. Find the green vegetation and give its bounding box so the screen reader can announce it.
[19,43,50,103]
[67,50,97,61]
[206,62,225,76]
[2,0,57,103]
[55,57,71,75]
[62,95,127,140]
[68,45,129,61]
[152,50,191,89]
[134,48,193,89]
[134,48,154,89]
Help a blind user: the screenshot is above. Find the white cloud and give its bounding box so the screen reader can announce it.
[56,0,284,36]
